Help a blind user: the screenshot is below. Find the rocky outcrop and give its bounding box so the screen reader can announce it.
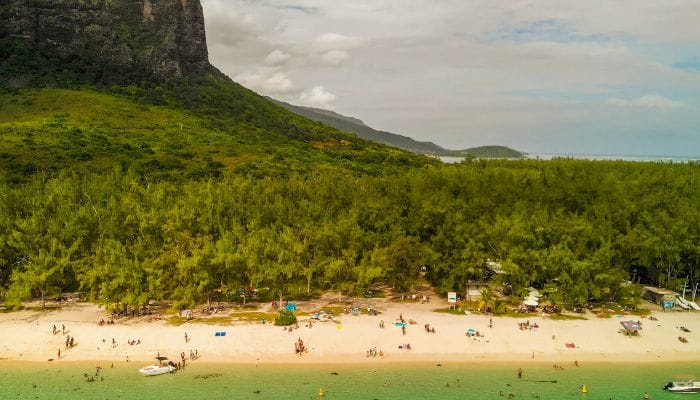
[0,0,216,84]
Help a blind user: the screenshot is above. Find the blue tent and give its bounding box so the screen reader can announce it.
[285,303,297,311]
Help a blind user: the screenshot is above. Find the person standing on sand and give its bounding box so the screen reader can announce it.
[57,349,61,359]
[517,368,523,379]
[184,332,188,343]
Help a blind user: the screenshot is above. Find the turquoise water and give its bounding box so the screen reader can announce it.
[1,361,698,399]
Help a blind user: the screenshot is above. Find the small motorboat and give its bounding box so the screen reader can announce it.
[139,364,176,376]
[664,380,700,393]
[139,356,176,376]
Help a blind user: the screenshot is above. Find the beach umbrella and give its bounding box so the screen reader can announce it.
[620,320,642,331]
[155,356,168,361]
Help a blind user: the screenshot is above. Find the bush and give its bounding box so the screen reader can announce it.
[274,310,297,326]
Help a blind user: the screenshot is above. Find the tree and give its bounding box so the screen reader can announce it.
[6,238,80,310]
[380,237,430,293]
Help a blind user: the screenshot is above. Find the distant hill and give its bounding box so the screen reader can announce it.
[447,146,525,159]
[270,99,446,154]
[271,99,524,159]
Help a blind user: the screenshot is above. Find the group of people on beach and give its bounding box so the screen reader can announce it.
[98,318,115,326]
[54,325,75,359]
[52,324,66,335]
[365,347,384,358]
[295,338,307,355]
[424,323,436,333]
[518,320,539,331]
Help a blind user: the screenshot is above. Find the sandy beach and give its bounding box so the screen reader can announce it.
[1,297,699,366]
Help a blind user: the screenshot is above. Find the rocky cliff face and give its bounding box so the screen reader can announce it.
[0,0,216,85]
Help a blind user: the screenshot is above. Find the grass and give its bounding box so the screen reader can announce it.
[434,307,472,315]
[231,312,277,322]
[166,316,234,325]
[167,312,280,325]
[549,313,588,321]
[591,302,652,318]
[320,306,345,315]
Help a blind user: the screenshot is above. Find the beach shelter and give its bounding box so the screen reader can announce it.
[523,287,541,307]
[285,303,297,311]
[523,298,539,307]
[620,320,642,336]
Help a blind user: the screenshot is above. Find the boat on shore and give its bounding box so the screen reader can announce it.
[664,380,700,393]
[139,356,176,376]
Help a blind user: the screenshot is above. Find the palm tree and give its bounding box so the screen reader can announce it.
[479,287,495,313]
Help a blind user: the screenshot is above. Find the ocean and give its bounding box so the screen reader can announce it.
[1,361,697,399]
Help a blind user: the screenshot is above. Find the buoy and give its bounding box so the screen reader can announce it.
[319,388,325,396]
[581,384,587,393]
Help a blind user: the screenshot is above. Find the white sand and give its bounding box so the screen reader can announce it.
[1,300,699,365]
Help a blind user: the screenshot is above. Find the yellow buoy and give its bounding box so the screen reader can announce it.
[581,384,587,393]
[319,388,325,396]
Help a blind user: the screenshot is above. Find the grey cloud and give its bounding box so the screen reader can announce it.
[264,49,292,66]
[202,0,700,156]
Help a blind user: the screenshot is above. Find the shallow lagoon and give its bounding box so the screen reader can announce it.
[1,361,698,399]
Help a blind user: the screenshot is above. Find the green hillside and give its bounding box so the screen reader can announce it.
[0,83,432,182]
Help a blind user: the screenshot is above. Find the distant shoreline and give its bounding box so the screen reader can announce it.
[439,154,700,163]
[526,153,700,162]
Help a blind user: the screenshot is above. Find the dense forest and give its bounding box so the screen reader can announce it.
[1,158,698,311]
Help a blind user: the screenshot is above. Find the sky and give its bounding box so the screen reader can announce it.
[201,0,700,156]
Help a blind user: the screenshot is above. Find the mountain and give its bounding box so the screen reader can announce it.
[1,0,214,86]
[271,99,525,158]
[0,0,432,182]
[270,99,446,154]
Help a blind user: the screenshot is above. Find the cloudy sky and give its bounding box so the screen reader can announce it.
[201,0,700,156]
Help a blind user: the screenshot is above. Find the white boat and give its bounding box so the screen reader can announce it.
[139,364,176,376]
[664,380,700,393]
